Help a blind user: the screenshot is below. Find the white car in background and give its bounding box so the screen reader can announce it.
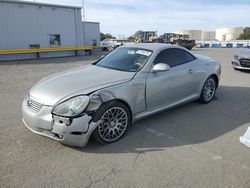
[232,48,250,70]
[100,39,129,51]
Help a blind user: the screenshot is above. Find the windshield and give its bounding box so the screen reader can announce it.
[95,47,152,72]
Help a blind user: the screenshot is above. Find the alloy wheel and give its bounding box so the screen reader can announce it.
[202,78,216,102]
[98,107,128,142]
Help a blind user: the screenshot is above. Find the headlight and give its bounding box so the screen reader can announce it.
[53,96,89,117]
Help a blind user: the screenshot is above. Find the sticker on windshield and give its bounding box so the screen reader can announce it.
[136,50,152,56]
[128,50,135,55]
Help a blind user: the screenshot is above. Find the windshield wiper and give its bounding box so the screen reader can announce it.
[97,64,133,72]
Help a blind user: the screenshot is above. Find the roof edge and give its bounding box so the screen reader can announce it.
[0,0,82,9]
[83,21,100,24]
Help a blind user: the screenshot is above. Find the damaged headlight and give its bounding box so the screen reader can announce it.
[53,96,89,117]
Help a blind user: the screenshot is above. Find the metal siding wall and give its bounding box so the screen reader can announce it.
[83,22,100,46]
[74,9,85,46]
[0,1,82,60]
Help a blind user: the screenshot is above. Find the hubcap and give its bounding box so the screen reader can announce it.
[98,107,128,142]
[203,78,216,102]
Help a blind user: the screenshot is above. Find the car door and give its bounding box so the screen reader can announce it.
[146,48,197,110]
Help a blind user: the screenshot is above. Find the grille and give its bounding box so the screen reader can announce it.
[239,58,250,68]
[27,95,43,112]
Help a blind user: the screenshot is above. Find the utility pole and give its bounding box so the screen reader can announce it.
[82,0,85,21]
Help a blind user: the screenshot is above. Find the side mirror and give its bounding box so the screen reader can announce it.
[152,63,170,72]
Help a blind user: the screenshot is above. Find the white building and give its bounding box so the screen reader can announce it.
[0,0,100,61]
[82,21,100,46]
[201,31,216,41]
[215,27,244,41]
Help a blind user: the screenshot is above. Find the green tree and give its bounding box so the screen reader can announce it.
[100,33,105,41]
[104,33,113,39]
[237,27,250,40]
[100,33,116,41]
[127,36,135,42]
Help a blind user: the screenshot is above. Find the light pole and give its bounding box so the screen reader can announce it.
[82,0,85,21]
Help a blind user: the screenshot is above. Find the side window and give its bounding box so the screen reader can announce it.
[154,48,195,67]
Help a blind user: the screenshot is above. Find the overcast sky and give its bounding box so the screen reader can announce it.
[20,0,250,38]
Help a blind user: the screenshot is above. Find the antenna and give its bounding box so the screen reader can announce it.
[82,0,85,21]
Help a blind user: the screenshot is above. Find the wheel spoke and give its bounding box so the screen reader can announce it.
[99,124,108,131]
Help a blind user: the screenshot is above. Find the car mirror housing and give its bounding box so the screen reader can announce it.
[152,63,170,72]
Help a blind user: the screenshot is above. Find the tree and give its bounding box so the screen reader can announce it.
[100,33,105,41]
[100,33,116,41]
[127,36,135,42]
[104,33,113,39]
[237,27,250,40]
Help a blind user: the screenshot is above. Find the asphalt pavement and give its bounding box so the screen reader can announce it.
[0,48,250,188]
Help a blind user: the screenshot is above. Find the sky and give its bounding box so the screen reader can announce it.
[20,0,250,38]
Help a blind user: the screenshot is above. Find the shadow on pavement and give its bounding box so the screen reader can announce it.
[237,69,250,74]
[75,85,250,154]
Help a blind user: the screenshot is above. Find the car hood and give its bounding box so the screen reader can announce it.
[195,54,215,62]
[237,49,250,59]
[29,65,135,106]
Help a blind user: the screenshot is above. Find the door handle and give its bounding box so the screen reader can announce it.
[188,69,193,74]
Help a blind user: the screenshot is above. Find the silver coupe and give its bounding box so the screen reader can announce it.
[232,48,250,70]
[22,43,221,147]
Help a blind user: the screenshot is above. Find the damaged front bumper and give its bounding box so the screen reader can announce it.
[22,97,99,147]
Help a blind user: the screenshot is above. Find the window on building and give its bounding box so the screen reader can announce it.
[92,39,97,46]
[49,34,61,47]
[29,44,40,49]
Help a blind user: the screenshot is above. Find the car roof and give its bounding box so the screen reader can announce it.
[120,43,183,51]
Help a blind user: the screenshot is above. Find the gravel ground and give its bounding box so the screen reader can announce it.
[0,48,250,188]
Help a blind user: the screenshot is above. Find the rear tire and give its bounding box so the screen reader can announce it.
[199,76,217,104]
[92,101,131,145]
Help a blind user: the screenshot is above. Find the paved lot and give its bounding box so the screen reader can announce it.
[1,48,250,188]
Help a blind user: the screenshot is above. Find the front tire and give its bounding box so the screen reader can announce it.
[92,101,131,144]
[199,76,217,103]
